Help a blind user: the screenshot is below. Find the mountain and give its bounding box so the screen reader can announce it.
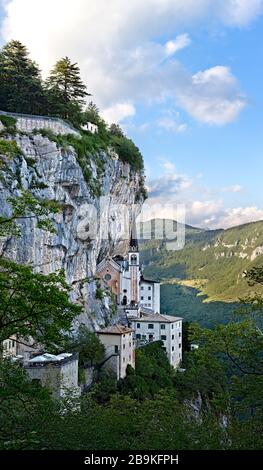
[0,128,145,331]
[139,219,263,325]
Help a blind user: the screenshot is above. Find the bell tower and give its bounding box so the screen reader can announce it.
[128,221,140,306]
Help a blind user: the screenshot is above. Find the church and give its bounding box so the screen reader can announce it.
[96,230,160,317]
[96,226,183,369]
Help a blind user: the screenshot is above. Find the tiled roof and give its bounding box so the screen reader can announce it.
[97,324,134,335]
[135,312,182,323]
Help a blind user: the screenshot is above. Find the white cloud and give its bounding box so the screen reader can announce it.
[222,184,244,193]
[219,0,263,27]
[157,117,188,133]
[165,34,191,55]
[1,0,260,125]
[177,66,246,125]
[216,206,263,228]
[101,102,136,124]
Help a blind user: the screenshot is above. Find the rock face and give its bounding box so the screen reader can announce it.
[0,133,144,330]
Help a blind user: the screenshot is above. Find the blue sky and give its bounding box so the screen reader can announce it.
[1,0,263,229]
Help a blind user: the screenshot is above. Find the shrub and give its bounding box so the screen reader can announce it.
[0,139,22,159]
[0,115,17,133]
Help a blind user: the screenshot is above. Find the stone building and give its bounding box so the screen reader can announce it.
[24,353,81,399]
[97,325,135,380]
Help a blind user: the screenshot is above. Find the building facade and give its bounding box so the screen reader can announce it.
[2,335,17,358]
[130,312,183,369]
[97,325,135,380]
[96,234,160,315]
[24,353,81,399]
[97,227,183,369]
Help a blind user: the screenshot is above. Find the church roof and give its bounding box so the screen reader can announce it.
[140,275,159,284]
[97,324,134,335]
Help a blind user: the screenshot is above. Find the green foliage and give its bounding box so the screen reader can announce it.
[118,342,175,400]
[141,219,263,302]
[110,134,144,170]
[65,326,105,366]
[0,115,17,133]
[45,56,91,123]
[0,40,47,115]
[95,279,105,301]
[0,358,55,449]
[0,139,22,160]
[0,259,82,348]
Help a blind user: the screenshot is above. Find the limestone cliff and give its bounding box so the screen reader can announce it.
[0,133,144,330]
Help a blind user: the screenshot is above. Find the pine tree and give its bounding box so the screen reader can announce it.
[0,40,46,114]
[46,57,90,121]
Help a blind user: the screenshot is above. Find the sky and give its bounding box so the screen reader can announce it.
[0,0,263,229]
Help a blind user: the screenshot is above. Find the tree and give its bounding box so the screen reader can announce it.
[0,260,82,350]
[46,57,90,121]
[0,358,56,449]
[109,123,124,137]
[0,40,46,114]
[66,325,105,366]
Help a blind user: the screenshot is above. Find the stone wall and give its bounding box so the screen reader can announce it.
[0,111,80,137]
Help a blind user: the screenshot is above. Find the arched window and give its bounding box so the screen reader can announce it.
[122,296,128,306]
[131,255,137,265]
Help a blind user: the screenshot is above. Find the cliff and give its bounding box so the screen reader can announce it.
[0,132,144,330]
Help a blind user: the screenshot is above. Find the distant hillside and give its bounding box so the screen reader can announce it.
[139,219,263,302]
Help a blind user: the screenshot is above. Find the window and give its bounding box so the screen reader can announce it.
[129,355,131,361]
[172,324,174,329]
[179,332,181,337]
[172,335,174,340]
[137,323,141,329]
[141,286,144,290]
[179,343,182,349]
[148,324,154,329]
[12,340,15,348]
[161,335,167,341]
[123,357,125,363]
[148,296,151,301]
[141,296,144,300]
[115,345,119,353]
[123,289,127,293]
[148,286,151,291]
[161,324,166,330]
[104,273,112,281]
[131,255,137,265]
[123,344,126,350]
[136,334,141,340]
[129,342,131,347]
[172,346,174,352]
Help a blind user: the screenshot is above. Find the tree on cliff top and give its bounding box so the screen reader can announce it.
[0,40,46,115]
[46,56,91,122]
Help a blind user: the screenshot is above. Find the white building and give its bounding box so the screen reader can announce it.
[97,325,135,380]
[140,277,160,313]
[81,121,98,134]
[24,353,81,399]
[2,336,17,358]
[130,312,183,369]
